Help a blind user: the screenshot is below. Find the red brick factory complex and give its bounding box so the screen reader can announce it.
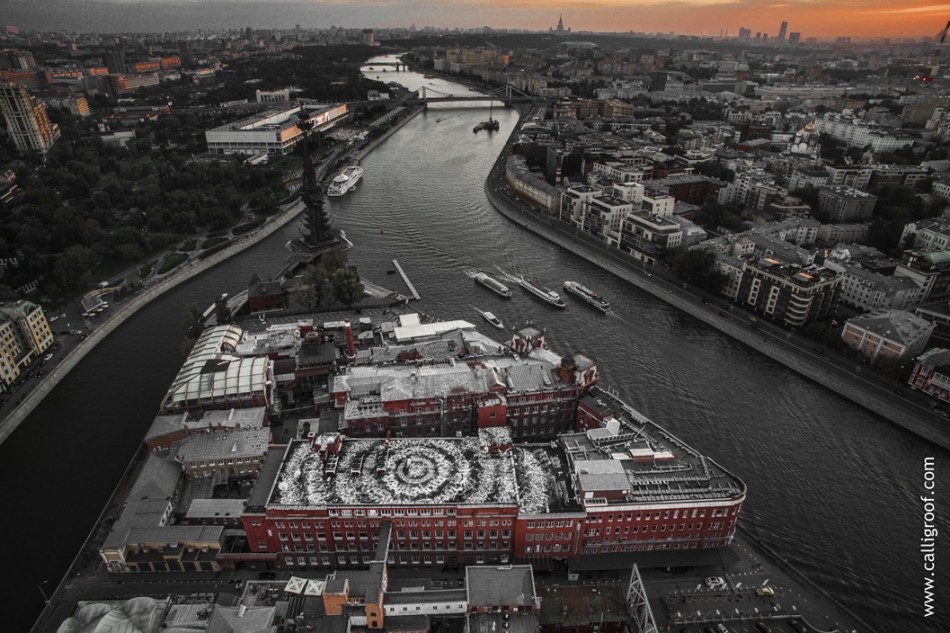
[100,312,746,574]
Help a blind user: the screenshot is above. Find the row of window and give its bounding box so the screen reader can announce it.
[188,456,260,467]
[525,531,571,542]
[270,517,514,531]
[587,507,731,523]
[525,519,575,528]
[586,523,730,538]
[282,553,507,567]
[265,509,734,533]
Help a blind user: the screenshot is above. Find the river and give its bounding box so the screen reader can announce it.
[5,55,948,633]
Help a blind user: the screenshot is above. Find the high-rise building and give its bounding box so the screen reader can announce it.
[105,49,126,74]
[0,78,60,155]
[1,49,36,70]
[788,32,801,46]
[777,21,788,44]
[738,27,752,42]
[177,40,195,68]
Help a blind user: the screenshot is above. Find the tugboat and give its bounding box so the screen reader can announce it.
[476,308,504,330]
[518,277,566,309]
[563,281,610,312]
[473,272,512,298]
[473,100,501,133]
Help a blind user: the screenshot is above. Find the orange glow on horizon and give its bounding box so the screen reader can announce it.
[477,1,950,39]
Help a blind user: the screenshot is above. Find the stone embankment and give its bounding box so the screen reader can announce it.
[0,195,306,446]
[485,117,950,452]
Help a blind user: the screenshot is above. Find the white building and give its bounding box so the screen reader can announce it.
[826,263,922,312]
[901,218,950,252]
[255,88,290,103]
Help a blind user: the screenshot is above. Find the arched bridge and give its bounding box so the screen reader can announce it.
[403,83,536,108]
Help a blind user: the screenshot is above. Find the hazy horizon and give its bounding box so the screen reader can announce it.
[1,0,944,40]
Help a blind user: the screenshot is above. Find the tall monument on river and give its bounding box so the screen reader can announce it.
[296,112,335,251]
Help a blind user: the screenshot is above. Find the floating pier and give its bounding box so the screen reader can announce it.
[392,259,420,300]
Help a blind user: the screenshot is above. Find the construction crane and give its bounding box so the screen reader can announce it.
[914,19,950,83]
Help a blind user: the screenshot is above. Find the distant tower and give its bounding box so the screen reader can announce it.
[777,21,788,44]
[178,40,195,69]
[105,49,126,74]
[556,14,565,35]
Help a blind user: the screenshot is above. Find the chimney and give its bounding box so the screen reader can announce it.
[558,356,576,384]
[344,319,356,361]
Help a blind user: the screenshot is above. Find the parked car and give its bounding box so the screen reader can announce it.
[754,586,775,597]
[754,621,772,633]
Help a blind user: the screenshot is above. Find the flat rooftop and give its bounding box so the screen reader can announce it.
[176,427,271,463]
[270,432,521,507]
[267,428,582,512]
[466,565,536,607]
[565,390,746,505]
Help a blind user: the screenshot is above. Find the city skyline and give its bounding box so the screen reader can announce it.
[1,0,947,39]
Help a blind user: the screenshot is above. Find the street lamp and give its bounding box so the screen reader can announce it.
[38,579,50,605]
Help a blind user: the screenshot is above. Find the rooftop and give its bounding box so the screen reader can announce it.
[207,101,339,134]
[749,258,838,286]
[538,583,628,627]
[846,310,934,346]
[466,565,537,607]
[915,347,950,373]
[333,350,564,408]
[185,498,247,520]
[269,431,522,507]
[176,427,271,463]
[103,451,181,551]
[161,325,271,412]
[145,407,267,443]
[565,389,746,506]
[819,185,877,200]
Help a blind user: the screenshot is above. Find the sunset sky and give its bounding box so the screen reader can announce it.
[1,0,946,38]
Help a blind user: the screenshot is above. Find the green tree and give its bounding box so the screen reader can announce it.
[54,245,98,289]
[330,268,365,307]
[669,248,728,294]
[300,264,330,311]
[184,302,205,341]
[320,248,349,273]
[0,284,19,301]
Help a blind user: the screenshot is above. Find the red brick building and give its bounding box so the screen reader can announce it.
[240,387,746,572]
[330,325,596,440]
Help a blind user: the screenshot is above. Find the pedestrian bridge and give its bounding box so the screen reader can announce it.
[403,83,535,107]
[362,61,407,71]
